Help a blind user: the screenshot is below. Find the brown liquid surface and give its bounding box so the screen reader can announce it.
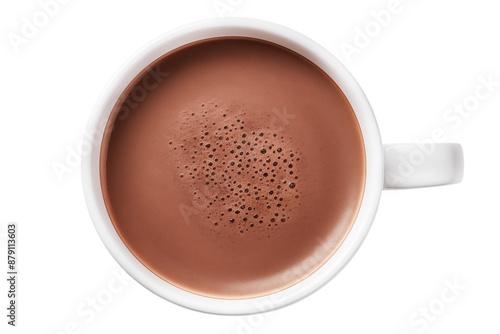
[100,38,366,299]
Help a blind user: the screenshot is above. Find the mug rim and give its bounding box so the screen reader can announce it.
[82,17,384,315]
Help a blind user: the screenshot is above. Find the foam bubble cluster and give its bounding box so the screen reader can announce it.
[169,101,301,237]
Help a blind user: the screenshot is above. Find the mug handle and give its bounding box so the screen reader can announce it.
[383,143,464,189]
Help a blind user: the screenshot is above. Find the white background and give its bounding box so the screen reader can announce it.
[1,0,499,333]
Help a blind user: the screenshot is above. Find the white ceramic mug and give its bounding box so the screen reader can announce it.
[82,18,464,315]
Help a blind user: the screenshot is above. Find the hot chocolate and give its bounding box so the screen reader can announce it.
[100,37,365,299]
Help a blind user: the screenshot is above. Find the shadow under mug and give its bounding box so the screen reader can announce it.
[82,18,464,315]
